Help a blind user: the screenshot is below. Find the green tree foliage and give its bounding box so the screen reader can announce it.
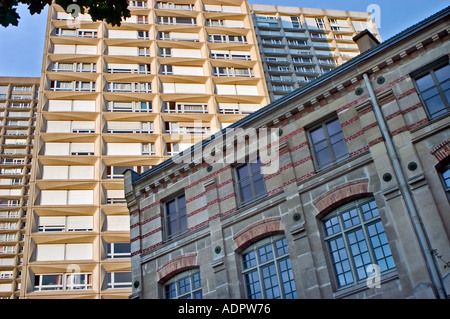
[0,0,131,27]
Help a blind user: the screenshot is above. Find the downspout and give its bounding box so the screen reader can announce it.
[362,73,446,299]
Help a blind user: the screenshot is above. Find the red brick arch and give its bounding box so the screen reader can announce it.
[431,138,450,162]
[157,253,198,283]
[313,179,370,217]
[233,217,283,252]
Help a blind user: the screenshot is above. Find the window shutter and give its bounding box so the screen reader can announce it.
[70,143,94,154]
[106,215,130,231]
[36,244,65,261]
[108,30,137,39]
[54,44,76,54]
[75,45,97,55]
[66,216,93,231]
[68,166,94,179]
[46,121,71,133]
[40,190,68,205]
[48,100,71,111]
[67,190,94,205]
[216,85,237,95]
[172,66,204,76]
[236,85,258,95]
[107,143,141,155]
[42,166,69,179]
[108,46,138,56]
[72,100,95,112]
[171,49,201,58]
[65,243,92,260]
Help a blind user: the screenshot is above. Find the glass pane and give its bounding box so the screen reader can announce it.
[310,126,326,143]
[237,165,249,180]
[253,175,266,197]
[261,263,281,299]
[165,283,176,299]
[251,161,262,174]
[245,271,262,299]
[442,168,450,188]
[324,216,341,236]
[326,119,342,136]
[243,251,257,269]
[259,244,274,263]
[416,73,435,91]
[240,182,253,203]
[178,276,191,295]
[275,238,288,256]
[192,272,201,289]
[316,148,332,167]
[178,195,186,209]
[166,199,176,214]
[424,94,446,118]
[435,64,450,83]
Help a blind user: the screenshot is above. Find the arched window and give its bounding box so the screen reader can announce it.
[164,269,202,299]
[322,198,396,288]
[241,235,297,299]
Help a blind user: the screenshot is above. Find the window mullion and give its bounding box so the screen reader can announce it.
[249,164,257,199]
[338,214,358,285]
[255,248,267,299]
[325,123,337,163]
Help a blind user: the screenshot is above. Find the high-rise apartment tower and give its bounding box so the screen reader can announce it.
[0,77,39,299]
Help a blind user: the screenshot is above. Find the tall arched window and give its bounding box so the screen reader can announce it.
[322,198,396,288]
[241,235,297,299]
[164,269,202,299]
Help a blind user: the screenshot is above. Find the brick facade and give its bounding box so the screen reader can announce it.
[125,8,450,299]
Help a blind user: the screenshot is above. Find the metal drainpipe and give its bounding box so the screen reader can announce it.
[362,73,446,299]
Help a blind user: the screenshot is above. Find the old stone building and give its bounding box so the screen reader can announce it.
[124,7,450,299]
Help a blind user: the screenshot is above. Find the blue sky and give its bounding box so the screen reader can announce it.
[0,0,448,77]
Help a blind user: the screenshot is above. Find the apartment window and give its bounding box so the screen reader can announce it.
[107,272,132,289]
[242,236,297,299]
[412,58,450,119]
[315,18,326,29]
[164,102,207,114]
[163,193,187,241]
[158,16,196,25]
[34,273,92,291]
[129,1,147,8]
[235,159,266,207]
[160,48,171,57]
[308,117,348,170]
[137,15,149,24]
[323,198,396,289]
[38,216,93,232]
[165,270,202,299]
[138,47,150,56]
[107,243,131,259]
[160,65,173,75]
[290,16,300,28]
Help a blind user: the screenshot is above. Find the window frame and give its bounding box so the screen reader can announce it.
[307,115,349,171]
[321,198,396,291]
[162,192,188,241]
[164,269,202,299]
[240,235,297,299]
[411,56,450,120]
[233,159,267,207]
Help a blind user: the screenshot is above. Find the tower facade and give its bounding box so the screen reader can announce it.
[0,77,39,299]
